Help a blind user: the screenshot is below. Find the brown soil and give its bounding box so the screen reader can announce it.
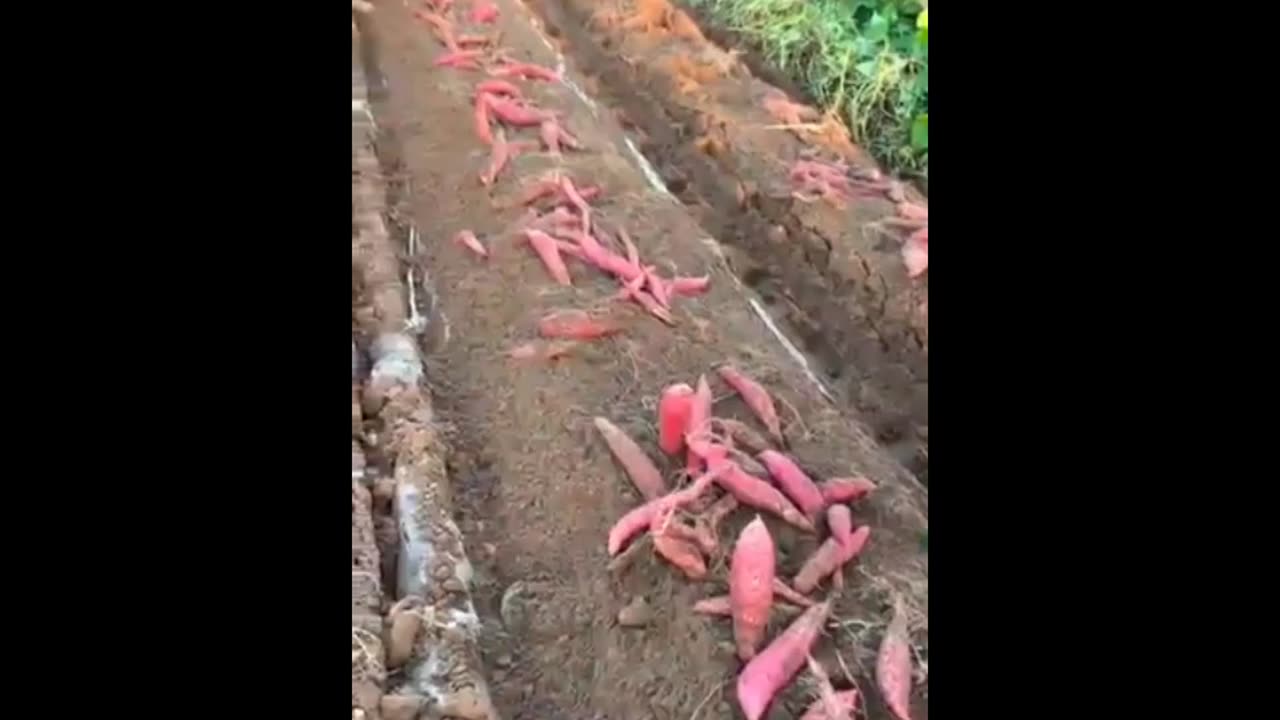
[523,0,929,482]
[355,1,928,718]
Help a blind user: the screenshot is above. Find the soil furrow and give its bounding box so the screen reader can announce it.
[521,0,929,481]
[358,1,927,718]
[354,19,501,718]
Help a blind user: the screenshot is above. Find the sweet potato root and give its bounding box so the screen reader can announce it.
[877,596,913,720]
[718,365,784,444]
[793,525,870,593]
[711,456,814,532]
[594,417,666,501]
[799,657,858,720]
[798,690,859,720]
[606,464,724,555]
[736,600,832,720]
[523,229,573,286]
[657,383,695,455]
[540,309,620,340]
[685,374,713,474]
[820,476,876,504]
[759,450,825,521]
[730,516,775,660]
[826,504,852,545]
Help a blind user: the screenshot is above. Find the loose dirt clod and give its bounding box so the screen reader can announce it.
[380,694,425,720]
[386,608,423,668]
[617,595,654,627]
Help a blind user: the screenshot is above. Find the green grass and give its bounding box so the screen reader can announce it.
[686,0,928,185]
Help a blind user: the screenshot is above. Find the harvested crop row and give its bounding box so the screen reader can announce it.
[359,0,926,717]
[521,0,929,480]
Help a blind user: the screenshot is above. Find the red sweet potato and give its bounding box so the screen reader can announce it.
[730,516,775,660]
[759,450,826,521]
[820,476,877,504]
[772,578,814,608]
[523,229,572,286]
[805,656,852,720]
[717,365,784,444]
[657,383,695,455]
[902,227,928,279]
[606,464,724,555]
[671,275,710,296]
[798,688,858,720]
[793,525,871,593]
[710,456,814,532]
[692,595,733,616]
[651,506,707,579]
[826,504,852,545]
[685,374,714,473]
[736,600,832,720]
[695,580,811,618]
[876,596,913,720]
[540,310,620,340]
[594,417,666,501]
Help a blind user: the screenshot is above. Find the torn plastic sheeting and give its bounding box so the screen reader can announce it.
[370,332,423,387]
[394,480,434,599]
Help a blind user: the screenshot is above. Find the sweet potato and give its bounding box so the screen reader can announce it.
[657,383,695,455]
[876,597,913,720]
[730,516,775,660]
[692,595,733,616]
[523,229,573,286]
[759,450,825,521]
[793,525,870,593]
[685,374,713,474]
[594,417,666,501]
[694,590,805,617]
[902,227,927,279]
[540,310,620,340]
[826,504,852,545]
[736,600,832,720]
[820,476,876,504]
[798,691,859,720]
[771,578,814,608]
[453,230,488,258]
[717,365,784,444]
[710,456,814,532]
[716,418,771,454]
[651,506,707,579]
[671,275,710,296]
[805,655,852,720]
[606,464,724,555]
[799,686,858,720]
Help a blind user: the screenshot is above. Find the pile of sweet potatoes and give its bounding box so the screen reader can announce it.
[599,365,915,719]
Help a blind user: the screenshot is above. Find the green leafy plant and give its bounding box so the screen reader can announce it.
[687,0,929,185]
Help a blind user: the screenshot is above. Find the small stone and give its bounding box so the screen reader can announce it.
[372,478,396,507]
[380,694,425,720]
[439,686,488,719]
[494,653,513,668]
[434,563,453,581]
[617,596,653,628]
[717,701,732,714]
[442,577,465,593]
[353,680,382,712]
[385,610,421,668]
